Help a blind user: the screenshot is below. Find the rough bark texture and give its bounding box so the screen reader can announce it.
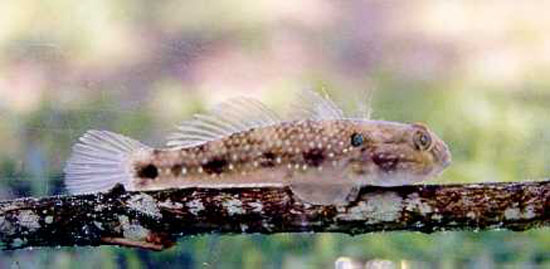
[0,181,548,251]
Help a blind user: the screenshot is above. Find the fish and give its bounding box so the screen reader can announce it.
[64,90,452,205]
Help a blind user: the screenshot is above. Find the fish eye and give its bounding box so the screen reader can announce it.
[350,133,365,147]
[413,130,432,151]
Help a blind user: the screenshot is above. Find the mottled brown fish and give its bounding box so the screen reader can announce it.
[64,90,451,205]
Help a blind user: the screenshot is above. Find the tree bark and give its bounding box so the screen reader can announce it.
[0,181,548,251]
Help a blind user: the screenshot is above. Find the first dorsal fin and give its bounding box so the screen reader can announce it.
[291,89,374,121]
[349,88,374,119]
[166,97,281,148]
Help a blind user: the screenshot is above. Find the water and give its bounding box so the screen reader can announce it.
[0,1,549,268]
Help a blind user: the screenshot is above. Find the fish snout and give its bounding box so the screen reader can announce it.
[433,141,452,169]
[439,143,452,169]
[441,151,452,168]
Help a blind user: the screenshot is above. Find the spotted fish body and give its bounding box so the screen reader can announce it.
[64,90,451,205]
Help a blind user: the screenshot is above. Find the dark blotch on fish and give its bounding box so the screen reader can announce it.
[137,164,159,179]
[203,158,228,174]
[303,149,325,167]
[171,164,183,177]
[260,152,277,167]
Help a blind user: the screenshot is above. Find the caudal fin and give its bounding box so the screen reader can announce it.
[64,130,151,194]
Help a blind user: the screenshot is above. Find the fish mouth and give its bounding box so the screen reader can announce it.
[441,154,452,168]
[440,145,452,168]
[432,142,452,169]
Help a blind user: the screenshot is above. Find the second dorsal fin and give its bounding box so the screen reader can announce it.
[290,89,345,120]
[166,97,281,148]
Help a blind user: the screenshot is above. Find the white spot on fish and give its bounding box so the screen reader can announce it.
[159,168,167,175]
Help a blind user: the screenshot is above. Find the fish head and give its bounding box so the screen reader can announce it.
[348,121,451,186]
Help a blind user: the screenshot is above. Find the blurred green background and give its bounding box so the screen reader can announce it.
[0,1,549,268]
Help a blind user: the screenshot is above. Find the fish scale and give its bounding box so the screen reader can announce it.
[136,120,350,187]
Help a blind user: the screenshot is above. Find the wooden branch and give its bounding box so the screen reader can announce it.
[0,181,548,251]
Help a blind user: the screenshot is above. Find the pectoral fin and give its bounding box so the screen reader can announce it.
[290,182,359,206]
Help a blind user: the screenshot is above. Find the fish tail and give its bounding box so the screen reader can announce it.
[63,130,151,194]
